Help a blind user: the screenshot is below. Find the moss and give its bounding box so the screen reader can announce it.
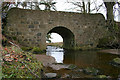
[12,37,17,40]
[113,57,120,64]
[97,36,117,48]
[21,47,33,51]
[68,64,77,70]
[83,67,99,75]
[2,46,43,78]
[32,47,46,54]
[96,75,107,78]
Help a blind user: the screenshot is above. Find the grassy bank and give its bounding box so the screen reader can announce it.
[2,45,43,78]
[46,42,63,48]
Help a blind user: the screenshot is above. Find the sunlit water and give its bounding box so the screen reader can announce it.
[46,46,120,78]
[46,46,64,63]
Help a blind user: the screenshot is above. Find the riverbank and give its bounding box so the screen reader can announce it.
[35,46,120,78]
[46,42,63,48]
[35,54,56,67]
[99,49,120,55]
[2,45,43,78]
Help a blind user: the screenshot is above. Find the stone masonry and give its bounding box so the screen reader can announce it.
[5,8,107,50]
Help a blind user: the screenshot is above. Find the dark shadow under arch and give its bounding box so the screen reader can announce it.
[47,26,75,49]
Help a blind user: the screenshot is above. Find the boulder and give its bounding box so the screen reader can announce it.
[67,64,77,70]
[83,67,99,75]
[49,63,69,70]
[113,57,120,64]
[45,73,57,78]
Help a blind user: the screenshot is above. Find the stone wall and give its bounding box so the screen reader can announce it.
[0,15,2,46]
[5,8,107,50]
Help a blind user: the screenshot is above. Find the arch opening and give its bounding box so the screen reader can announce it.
[47,26,75,49]
[46,33,63,43]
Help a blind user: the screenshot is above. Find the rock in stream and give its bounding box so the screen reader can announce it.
[45,73,57,78]
[49,63,77,70]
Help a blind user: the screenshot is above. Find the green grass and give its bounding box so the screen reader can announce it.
[2,46,43,78]
[47,42,63,48]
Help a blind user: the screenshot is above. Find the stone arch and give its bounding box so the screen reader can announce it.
[47,26,75,49]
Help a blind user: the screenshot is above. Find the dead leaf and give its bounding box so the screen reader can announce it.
[4,48,8,51]
[20,55,23,58]
[14,57,18,60]
[20,66,25,69]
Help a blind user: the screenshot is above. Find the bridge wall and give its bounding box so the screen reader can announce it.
[5,8,107,50]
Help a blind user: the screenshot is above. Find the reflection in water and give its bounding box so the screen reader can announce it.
[46,46,64,63]
[46,46,120,77]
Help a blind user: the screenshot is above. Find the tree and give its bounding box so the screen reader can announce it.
[46,33,52,43]
[67,0,120,49]
[67,0,105,13]
[101,1,120,49]
[67,0,91,13]
[40,0,57,11]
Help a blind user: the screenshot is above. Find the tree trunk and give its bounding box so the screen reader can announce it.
[104,2,120,48]
[104,2,115,21]
[82,0,86,13]
[0,2,2,46]
[88,2,90,13]
[104,2,115,31]
[0,15,1,45]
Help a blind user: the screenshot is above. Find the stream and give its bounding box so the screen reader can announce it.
[42,46,120,78]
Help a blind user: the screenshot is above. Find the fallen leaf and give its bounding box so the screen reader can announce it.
[20,66,25,69]
[14,57,18,60]
[15,60,18,62]
[20,55,23,58]
[4,48,8,51]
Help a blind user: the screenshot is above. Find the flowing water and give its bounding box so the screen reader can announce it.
[46,46,120,78]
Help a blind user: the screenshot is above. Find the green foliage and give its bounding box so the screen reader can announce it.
[32,47,45,54]
[21,47,32,51]
[97,36,118,49]
[98,22,120,49]
[46,33,52,43]
[12,37,17,40]
[2,46,43,78]
[47,42,63,48]
[68,64,77,70]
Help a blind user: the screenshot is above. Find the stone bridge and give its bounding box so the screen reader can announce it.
[5,8,107,50]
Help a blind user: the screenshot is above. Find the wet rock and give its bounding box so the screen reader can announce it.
[96,75,108,78]
[113,57,120,64]
[69,71,82,78]
[61,73,70,78]
[45,73,57,78]
[74,69,83,72]
[118,74,120,78]
[48,63,77,70]
[83,67,99,75]
[110,57,120,67]
[35,55,56,67]
[67,64,77,70]
[49,63,69,70]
